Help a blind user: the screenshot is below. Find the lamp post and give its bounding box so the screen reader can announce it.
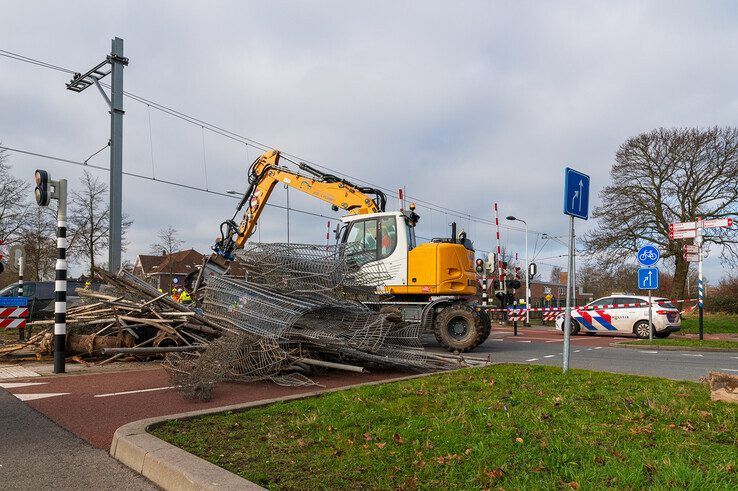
[506,216,530,326]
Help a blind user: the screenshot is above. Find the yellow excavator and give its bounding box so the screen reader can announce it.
[202,149,491,352]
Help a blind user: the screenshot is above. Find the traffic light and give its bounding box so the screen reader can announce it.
[506,279,521,290]
[34,169,51,206]
[505,292,515,305]
[475,258,484,274]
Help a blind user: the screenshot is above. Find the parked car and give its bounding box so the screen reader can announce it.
[555,295,681,338]
[0,281,99,319]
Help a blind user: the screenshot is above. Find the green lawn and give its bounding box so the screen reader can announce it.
[620,338,738,350]
[680,311,738,334]
[153,365,737,490]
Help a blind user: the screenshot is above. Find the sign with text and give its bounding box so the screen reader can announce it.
[669,229,697,240]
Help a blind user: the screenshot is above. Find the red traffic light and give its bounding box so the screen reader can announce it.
[475,258,484,273]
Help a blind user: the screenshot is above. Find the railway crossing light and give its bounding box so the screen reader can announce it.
[475,258,484,274]
[34,169,52,206]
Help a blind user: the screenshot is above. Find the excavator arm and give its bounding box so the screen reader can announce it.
[212,149,387,260]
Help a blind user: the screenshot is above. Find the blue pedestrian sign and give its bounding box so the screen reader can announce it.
[637,245,660,266]
[638,267,659,290]
[563,168,590,220]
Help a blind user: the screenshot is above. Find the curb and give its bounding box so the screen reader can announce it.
[110,371,444,490]
[609,341,738,352]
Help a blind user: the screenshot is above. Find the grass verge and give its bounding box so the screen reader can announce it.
[619,338,738,350]
[680,312,738,334]
[153,365,737,490]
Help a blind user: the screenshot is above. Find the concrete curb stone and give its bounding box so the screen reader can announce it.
[610,341,738,352]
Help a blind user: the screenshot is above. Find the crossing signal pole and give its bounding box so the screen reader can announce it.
[34,170,68,374]
[66,37,127,273]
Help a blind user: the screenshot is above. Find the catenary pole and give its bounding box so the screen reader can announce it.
[108,37,125,272]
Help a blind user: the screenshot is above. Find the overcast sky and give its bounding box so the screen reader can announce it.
[1,1,736,285]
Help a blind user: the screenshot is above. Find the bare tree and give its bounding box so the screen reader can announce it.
[549,266,563,284]
[150,225,183,291]
[68,170,132,278]
[0,148,30,245]
[21,205,57,281]
[585,127,738,298]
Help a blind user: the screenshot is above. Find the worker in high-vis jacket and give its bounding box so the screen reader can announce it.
[179,289,192,304]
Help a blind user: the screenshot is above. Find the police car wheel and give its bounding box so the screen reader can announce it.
[569,320,580,335]
[634,321,652,339]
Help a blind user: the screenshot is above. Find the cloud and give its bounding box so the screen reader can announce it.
[0,1,735,283]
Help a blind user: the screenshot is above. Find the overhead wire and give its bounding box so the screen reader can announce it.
[0,145,334,222]
[1,47,553,239]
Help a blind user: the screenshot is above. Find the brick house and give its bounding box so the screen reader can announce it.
[133,249,204,291]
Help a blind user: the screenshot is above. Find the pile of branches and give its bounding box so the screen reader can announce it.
[164,243,481,400]
[1,268,227,363]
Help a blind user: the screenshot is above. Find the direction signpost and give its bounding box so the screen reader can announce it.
[669,217,734,340]
[562,167,590,373]
[637,245,660,341]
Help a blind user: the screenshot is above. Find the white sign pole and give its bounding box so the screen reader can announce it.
[696,226,704,340]
[562,215,575,373]
[648,285,653,341]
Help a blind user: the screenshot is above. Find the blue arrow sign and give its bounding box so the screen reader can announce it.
[638,267,659,290]
[563,168,590,220]
[637,245,660,266]
[0,297,28,307]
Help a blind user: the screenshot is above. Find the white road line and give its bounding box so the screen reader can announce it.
[586,348,593,351]
[719,368,738,373]
[594,347,602,350]
[516,340,532,343]
[543,355,556,358]
[546,340,561,343]
[731,357,738,360]
[525,358,539,362]
[489,338,504,342]
[15,392,69,401]
[639,350,659,354]
[0,382,48,389]
[574,350,581,353]
[94,386,178,398]
[682,354,703,357]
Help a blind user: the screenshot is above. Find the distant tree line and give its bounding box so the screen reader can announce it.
[0,147,133,284]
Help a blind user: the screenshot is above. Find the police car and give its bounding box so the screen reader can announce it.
[555,295,681,338]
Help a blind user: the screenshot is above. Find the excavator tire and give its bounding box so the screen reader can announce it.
[434,303,487,353]
[477,309,492,343]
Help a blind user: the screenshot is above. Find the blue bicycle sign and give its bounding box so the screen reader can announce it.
[637,245,660,266]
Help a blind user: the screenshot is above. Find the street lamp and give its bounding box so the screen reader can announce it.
[506,215,530,326]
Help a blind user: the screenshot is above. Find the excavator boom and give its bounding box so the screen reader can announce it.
[212,150,386,260]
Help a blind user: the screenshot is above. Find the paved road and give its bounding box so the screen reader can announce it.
[428,326,738,381]
[0,387,156,490]
[0,367,406,449]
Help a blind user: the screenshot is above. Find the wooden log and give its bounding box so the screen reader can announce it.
[100,345,206,355]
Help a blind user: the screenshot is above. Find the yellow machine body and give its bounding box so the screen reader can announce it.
[386,242,477,296]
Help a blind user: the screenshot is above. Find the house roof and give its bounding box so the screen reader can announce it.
[150,249,204,276]
[135,254,163,276]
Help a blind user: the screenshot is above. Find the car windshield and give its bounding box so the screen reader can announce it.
[0,285,16,297]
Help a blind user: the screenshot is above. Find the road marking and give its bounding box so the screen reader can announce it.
[15,392,69,401]
[586,348,593,351]
[489,338,504,342]
[594,347,602,350]
[719,368,738,373]
[543,355,556,359]
[639,350,658,354]
[0,382,48,389]
[731,357,738,360]
[546,340,561,343]
[516,340,532,343]
[574,350,581,353]
[94,386,178,398]
[682,354,703,357]
[525,358,539,362]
